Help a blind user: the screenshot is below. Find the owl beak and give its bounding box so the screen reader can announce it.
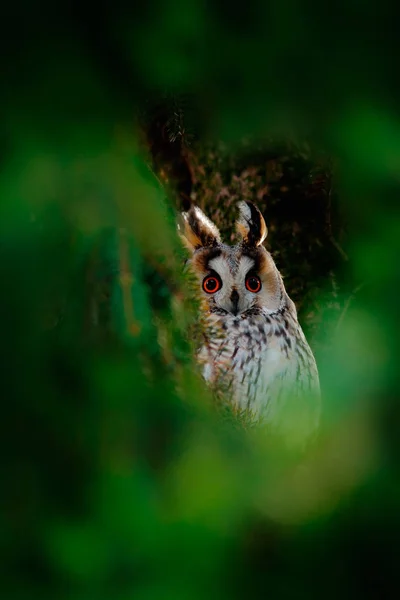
[230,289,239,316]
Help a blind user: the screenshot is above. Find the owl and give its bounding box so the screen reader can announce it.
[179,201,320,442]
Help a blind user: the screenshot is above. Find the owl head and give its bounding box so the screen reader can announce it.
[179,201,288,317]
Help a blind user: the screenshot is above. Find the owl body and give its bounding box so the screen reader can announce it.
[180,202,320,441]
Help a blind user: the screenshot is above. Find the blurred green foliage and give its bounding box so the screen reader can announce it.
[1,1,399,599]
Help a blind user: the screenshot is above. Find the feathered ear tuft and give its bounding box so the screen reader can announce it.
[178,205,222,252]
[236,201,268,247]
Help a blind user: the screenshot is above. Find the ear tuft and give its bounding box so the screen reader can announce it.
[178,205,221,252]
[236,201,268,247]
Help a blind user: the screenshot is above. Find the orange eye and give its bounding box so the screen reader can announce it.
[203,275,221,294]
[245,275,262,293]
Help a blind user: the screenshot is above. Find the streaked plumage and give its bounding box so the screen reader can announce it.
[179,201,320,441]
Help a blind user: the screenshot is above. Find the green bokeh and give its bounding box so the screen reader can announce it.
[1,2,399,599]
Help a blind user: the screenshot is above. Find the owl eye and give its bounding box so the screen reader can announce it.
[245,275,262,293]
[202,275,222,293]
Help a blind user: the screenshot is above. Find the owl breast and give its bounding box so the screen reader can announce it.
[199,308,320,434]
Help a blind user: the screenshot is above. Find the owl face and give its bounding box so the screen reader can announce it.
[179,202,284,317]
